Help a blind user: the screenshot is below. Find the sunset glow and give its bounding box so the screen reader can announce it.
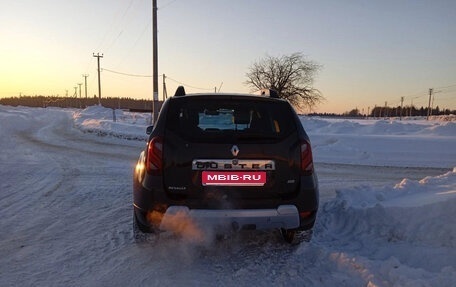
[1,0,455,113]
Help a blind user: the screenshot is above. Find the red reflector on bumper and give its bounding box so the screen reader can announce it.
[299,211,312,218]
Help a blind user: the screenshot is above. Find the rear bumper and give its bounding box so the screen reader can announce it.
[160,205,300,231]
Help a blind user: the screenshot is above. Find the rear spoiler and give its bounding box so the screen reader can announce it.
[173,85,279,99]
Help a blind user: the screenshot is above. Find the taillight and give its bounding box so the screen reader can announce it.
[146,137,163,175]
[301,140,314,175]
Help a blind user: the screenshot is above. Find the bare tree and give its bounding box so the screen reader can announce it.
[245,52,324,111]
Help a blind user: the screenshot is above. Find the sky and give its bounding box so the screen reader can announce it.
[1,0,455,114]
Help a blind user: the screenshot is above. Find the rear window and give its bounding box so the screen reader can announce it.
[165,97,297,142]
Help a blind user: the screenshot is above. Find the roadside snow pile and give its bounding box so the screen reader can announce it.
[71,106,455,168]
[301,117,456,136]
[302,117,456,168]
[314,168,456,286]
[332,168,456,209]
[73,105,150,140]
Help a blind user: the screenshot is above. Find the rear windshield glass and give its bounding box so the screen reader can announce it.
[165,97,297,142]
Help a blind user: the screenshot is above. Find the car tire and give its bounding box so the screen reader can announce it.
[133,211,159,244]
[281,228,313,244]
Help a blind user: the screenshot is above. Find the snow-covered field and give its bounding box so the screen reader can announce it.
[1,105,455,286]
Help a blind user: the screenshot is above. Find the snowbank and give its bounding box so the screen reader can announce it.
[73,105,151,140]
[315,167,456,286]
[72,107,456,168]
[302,117,456,168]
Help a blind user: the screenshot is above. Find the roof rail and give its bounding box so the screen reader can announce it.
[257,89,279,98]
[174,86,186,97]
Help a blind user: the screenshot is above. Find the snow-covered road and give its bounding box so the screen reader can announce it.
[1,105,455,286]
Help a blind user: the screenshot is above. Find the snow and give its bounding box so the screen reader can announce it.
[303,117,456,168]
[1,104,455,286]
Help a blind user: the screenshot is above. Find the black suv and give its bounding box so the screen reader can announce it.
[133,87,319,243]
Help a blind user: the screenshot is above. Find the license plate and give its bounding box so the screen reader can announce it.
[202,171,266,186]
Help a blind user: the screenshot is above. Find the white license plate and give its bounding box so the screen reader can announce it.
[202,171,266,186]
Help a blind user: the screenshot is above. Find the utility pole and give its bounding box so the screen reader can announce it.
[93,53,103,105]
[218,82,223,93]
[82,74,89,99]
[78,83,82,98]
[73,86,78,97]
[152,0,159,124]
[162,74,168,99]
[400,96,404,120]
[427,88,433,120]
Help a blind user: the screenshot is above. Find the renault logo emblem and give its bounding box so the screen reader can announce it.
[231,145,240,157]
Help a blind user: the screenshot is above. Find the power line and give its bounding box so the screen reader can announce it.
[435,83,456,90]
[438,96,456,101]
[102,68,153,78]
[114,20,152,70]
[160,0,178,9]
[95,0,135,54]
[166,76,214,91]
[84,3,132,75]
[102,68,214,91]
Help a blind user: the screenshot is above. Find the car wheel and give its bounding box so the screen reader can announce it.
[133,211,159,244]
[281,228,313,244]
